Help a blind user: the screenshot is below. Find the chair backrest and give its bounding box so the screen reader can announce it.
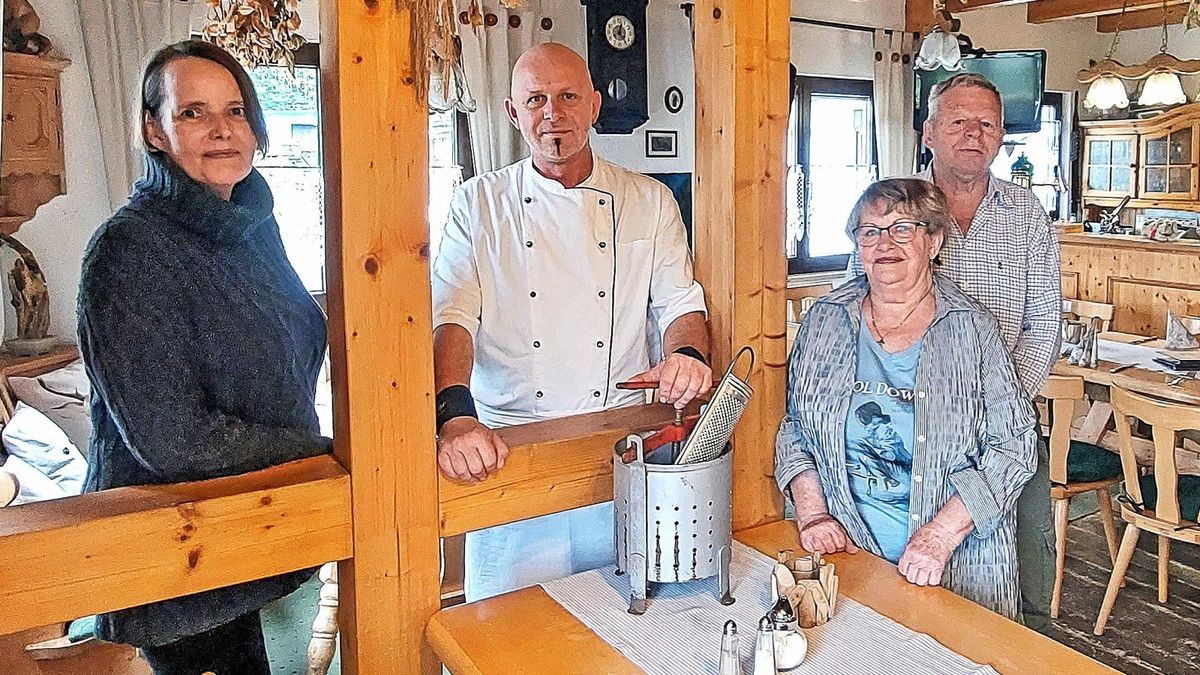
[1040,375,1085,485]
[1110,385,1200,525]
[1062,299,1115,333]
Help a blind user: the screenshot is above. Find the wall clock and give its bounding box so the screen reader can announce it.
[582,0,650,134]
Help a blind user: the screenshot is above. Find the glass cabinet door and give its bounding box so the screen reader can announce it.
[1083,135,1137,198]
[1140,124,1197,200]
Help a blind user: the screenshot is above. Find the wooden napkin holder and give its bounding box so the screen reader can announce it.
[771,550,840,629]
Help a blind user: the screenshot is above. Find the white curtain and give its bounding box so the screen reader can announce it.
[872,29,917,180]
[77,0,195,211]
[458,0,543,173]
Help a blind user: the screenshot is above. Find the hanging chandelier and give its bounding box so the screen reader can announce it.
[1135,0,1197,105]
[1078,0,1131,110]
[1079,0,1200,110]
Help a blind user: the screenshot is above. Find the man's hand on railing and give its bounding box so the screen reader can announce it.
[437,417,509,484]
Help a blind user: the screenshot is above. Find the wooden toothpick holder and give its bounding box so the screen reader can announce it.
[771,550,840,629]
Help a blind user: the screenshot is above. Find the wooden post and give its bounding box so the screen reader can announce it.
[321,3,440,673]
[693,0,789,530]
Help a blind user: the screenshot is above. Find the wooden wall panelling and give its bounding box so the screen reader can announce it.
[694,0,790,530]
[1109,277,1200,337]
[1060,235,1200,335]
[1061,271,1080,300]
[320,2,441,672]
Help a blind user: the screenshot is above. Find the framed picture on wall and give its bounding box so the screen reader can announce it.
[645,130,677,158]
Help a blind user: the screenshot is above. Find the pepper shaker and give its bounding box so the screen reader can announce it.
[718,620,740,675]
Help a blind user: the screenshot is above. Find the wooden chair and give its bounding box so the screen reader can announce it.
[1062,299,1115,333]
[1094,385,1200,635]
[1041,375,1124,619]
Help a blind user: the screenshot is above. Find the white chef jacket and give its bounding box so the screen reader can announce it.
[432,152,707,428]
[431,152,707,601]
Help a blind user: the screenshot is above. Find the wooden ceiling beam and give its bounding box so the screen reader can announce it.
[1096,3,1188,31]
[946,0,1035,12]
[1029,0,1186,24]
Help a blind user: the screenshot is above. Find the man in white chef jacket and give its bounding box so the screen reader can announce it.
[431,43,712,601]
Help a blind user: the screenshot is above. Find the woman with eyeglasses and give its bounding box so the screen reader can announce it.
[775,178,1037,620]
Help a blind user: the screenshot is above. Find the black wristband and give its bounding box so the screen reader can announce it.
[436,385,477,433]
[673,345,708,366]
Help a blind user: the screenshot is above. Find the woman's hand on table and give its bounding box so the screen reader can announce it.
[795,513,859,555]
[898,496,974,586]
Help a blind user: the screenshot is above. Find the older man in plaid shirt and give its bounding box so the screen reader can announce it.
[848,73,1062,628]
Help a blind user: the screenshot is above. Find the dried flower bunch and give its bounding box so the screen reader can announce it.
[202,0,306,69]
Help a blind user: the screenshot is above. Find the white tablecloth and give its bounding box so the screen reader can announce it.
[541,542,999,675]
[1097,340,1192,374]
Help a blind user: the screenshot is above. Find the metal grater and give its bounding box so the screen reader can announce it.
[675,347,755,465]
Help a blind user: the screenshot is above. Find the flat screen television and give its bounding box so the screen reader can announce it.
[913,50,1047,135]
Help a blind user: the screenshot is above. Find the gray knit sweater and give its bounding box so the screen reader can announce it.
[77,153,332,647]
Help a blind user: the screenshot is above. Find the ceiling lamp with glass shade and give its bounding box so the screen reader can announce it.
[1134,0,1200,105]
[1078,0,1132,111]
[916,1,964,72]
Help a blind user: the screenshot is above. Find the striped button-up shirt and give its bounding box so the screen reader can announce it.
[776,275,1037,619]
[848,169,1062,397]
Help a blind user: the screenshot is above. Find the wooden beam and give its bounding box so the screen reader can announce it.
[906,0,936,32]
[438,404,692,537]
[1029,0,1185,23]
[694,0,789,531]
[1096,3,1188,31]
[321,2,440,673]
[0,456,351,636]
[946,0,1034,12]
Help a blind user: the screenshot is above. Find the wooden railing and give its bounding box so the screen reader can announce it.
[0,456,351,635]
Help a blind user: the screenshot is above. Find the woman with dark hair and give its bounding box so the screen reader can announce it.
[78,40,329,673]
[776,178,1037,620]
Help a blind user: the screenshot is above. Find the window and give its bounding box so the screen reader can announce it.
[428,110,467,262]
[988,92,1068,219]
[788,77,877,274]
[249,44,325,294]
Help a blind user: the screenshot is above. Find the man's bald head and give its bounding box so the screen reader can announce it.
[510,43,593,98]
[505,43,601,169]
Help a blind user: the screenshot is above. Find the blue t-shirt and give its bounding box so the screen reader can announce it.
[844,321,922,563]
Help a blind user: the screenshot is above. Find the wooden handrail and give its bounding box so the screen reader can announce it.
[438,403,693,537]
[0,455,351,635]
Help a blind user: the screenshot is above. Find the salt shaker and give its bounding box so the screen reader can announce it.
[718,620,740,675]
[752,616,776,675]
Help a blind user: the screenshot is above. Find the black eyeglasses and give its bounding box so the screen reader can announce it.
[852,220,928,245]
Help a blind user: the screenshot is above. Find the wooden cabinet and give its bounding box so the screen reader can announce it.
[1080,103,1200,210]
[1,52,69,235]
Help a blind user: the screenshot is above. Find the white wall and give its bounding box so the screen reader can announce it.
[8,2,110,344]
[545,1,695,173]
[955,5,1109,93]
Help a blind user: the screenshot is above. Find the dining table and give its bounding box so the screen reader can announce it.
[426,519,1116,674]
[1052,331,1200,406]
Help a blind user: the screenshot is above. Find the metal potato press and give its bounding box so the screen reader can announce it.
[613,348,754,614]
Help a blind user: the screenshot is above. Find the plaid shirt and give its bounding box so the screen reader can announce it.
[848,169,1062,397]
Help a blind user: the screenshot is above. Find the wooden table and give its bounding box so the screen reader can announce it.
[1052,332,1200,406]
[427,520,1115,674]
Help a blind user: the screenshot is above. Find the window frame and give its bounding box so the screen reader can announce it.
[789,76,877,275]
